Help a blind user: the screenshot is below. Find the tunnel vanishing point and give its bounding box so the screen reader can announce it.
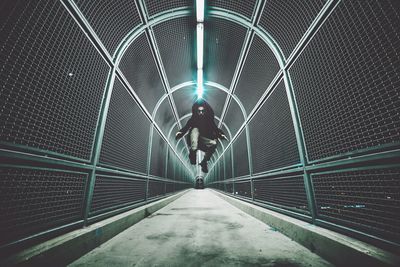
[0,0,400,266]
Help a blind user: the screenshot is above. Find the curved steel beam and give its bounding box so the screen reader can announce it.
[152,81,248,121]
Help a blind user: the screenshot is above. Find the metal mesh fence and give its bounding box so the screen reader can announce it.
[166,182,175,193]
[73,0,142,56]
[233,130,249,177]
[152,16,196,88]
[234,34,280,114]
[148,179,166,198]
[154,99,176,132]
[312,167,400,244]
[218,157,224,181]
[118,33,165,113]
[234,180,252,198]
[150,129,168,178]
[225,181,233,194]
[249,81,300,173]
[90,175,146,214]
[0,0,109,160]
[290,0,400,161]
[209,0,258,20]
[172,87,197,119]
[258,0,326,58]
[167,149,176,180]
[204,17,247,89]
[203,88,227,120]
[0,167,86,246]
[224,100,245,138]
[99,78,150,173]
[144,0,192,18]
[254,175,309,214]
[224,146,233,179]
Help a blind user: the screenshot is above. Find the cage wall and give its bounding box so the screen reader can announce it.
[0,0,193,251]
[205,0,400,249]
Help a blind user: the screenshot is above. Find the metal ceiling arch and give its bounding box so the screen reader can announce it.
[152,81,247,121]
[75,0,297,180]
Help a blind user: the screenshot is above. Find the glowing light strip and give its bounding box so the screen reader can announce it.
[196,0,204,99]
[196,0,204,22]
[196,23,204,69]
[197,68,203,98]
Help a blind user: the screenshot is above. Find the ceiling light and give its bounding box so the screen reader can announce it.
[196,0,204,22]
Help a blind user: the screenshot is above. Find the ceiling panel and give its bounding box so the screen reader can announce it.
[119,33,165,113]
[209,0,258,20]
[172,86,198,119]
[144,0,192,18]
[204,17,247,89]
[74,0,142,56]
[258,0,325,58]
[153,16,196,88]
[234,34,280,114]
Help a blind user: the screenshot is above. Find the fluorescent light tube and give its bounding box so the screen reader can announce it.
[196,0,204,22]
[197,68,203,98]
[197,23,203,69]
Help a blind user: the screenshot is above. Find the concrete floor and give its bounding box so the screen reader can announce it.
[70,190,333,267]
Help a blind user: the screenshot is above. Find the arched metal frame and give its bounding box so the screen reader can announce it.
[66,0,338,223]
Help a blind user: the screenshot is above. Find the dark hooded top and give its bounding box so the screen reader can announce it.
[179,99,225,139]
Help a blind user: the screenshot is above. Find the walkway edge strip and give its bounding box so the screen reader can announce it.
[3,190,190,266]
[210,189,400,267]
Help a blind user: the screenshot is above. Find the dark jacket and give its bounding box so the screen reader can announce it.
[179,99,225,140]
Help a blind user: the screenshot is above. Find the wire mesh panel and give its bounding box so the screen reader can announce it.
[144,0,192,18]
[224,146,233,179]
[209,0,258,20]
[90,175,146,215]
[172,86,197,119]
[150,129,168,178]
[99,78,150,173]
[225,181,233,194]
[148,179,166,198]
[0,0,109,160]
[234,34,280,114]
[152,16,196,88]
[175,182,189,192]
[154,99,176,133]
[166,182,175,194]
[73,0,142,56]
[218,157,224,181]
[204,88,227,120]
[312,167,400,244]
[249,81,300,173]
[204,17,247,89]
[167,149,176,180]
[254,175,309,214]
[119,33,165,113]
[258,0,326,58]
[234,180,252,198]
[0,167,86,246]
[233,130,249,177]
[290,1,400,162]
[224,100,245,138]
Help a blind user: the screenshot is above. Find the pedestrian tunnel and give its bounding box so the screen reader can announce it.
[0,0,400,266]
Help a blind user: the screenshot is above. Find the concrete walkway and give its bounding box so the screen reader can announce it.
[70,190,333,267]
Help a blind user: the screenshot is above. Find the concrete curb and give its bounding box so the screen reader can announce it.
[2,189,190,267]
[211,189,400,267]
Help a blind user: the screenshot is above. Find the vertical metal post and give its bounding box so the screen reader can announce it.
[145,124,155,202]
[282,70,316,221]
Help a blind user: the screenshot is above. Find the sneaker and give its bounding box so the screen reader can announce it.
[189,150,196,165]
[199,160,208,173]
